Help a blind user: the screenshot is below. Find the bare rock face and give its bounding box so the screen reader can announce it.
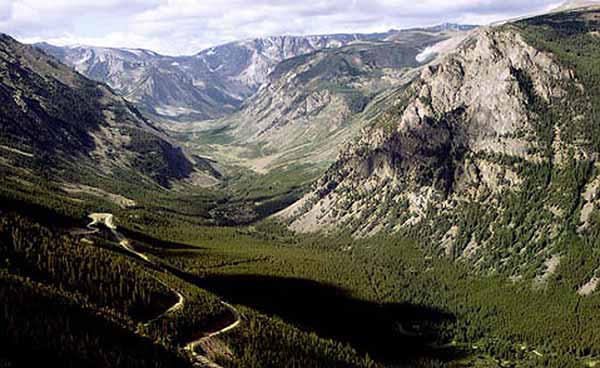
[35,43,240,121]
[34,35,389,122]
[280,26,568,246]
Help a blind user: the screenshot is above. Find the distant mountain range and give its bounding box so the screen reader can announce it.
[34,24,476,122]
[4,5,600,366]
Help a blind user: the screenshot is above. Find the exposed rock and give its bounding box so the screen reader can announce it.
[35,26,474,122]
[202,27,475,172]
[534,255,561,288]
[282,26,567,235]
[578,272,600,296]
[441,225,459,256]
[578,171,600,232]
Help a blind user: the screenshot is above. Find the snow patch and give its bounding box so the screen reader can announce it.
[124,48,144,57]
[155,105,198,117]
[416,33,470,63]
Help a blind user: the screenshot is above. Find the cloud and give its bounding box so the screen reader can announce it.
[0,0,580,55]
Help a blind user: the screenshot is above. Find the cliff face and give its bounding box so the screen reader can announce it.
[34,35,380,122]
[35,43,240,121]
[279,20,586,273]
[224,41,429,167]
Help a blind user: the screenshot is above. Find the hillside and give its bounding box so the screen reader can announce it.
[280,6,600,283]
[34,43,240,122]
[0,34,216,191]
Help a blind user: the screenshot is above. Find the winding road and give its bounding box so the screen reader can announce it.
[85,213,241,368]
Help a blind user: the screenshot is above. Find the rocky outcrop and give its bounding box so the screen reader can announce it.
[214,27,475,171]
[35,35,373,121]
[35,43,239,121]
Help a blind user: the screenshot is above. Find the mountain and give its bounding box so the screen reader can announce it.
[34,24,476,122]
[182,25,476,173]
[0,34,216,190]
[552,0,600,11]
[34,43,240,122]
[280,6,600,278]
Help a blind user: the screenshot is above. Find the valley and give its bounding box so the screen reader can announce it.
[2,2,600,368]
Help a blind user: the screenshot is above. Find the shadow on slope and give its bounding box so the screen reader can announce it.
[185,273,465,364]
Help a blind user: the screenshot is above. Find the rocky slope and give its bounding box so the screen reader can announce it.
[280,7,600,280]
[0,34,216,189]
[35,25,475,122]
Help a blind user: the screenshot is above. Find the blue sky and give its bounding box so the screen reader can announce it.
[0,0,575,55]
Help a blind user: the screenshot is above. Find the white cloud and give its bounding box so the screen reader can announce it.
[0,0,585,55]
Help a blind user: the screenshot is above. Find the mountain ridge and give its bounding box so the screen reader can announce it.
[33,23,477,122]
[175,25,477,176]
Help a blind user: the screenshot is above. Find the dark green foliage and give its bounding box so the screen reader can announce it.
[0,212,175,320]
[0,272,189,368]
[222,308,378,368]
[415,9,600,278]
[136,212,600,367]
[0,34,200,190]
[517,9,600,152]
[0,35,102,161]
[4,9,600,368]
[124,127,194,188]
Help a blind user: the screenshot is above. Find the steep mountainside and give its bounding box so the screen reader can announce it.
[35,25,475,122]
[0,34,215,190]
[281,7,600,282]
[225,43,430,168]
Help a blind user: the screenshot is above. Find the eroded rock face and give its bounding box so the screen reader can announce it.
[280,26,568,242]
[34,32,424,121]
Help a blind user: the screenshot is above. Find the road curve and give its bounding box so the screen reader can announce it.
[86,213,241,367]
[184,301,241,367]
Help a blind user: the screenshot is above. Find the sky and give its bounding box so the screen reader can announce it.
[0,0,574,55]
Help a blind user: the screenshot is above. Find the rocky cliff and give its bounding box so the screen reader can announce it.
[280,7,600,278]
[193,26,475,172]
